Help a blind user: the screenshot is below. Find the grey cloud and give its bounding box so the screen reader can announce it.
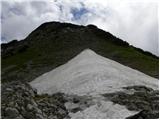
[30,1,49,15]
[1,0,159,56]
[1,1,60,42]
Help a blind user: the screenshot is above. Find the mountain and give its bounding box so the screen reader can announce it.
[1,22,158,84]
[1,21,159,119]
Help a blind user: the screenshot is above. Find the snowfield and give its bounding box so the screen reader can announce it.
[30,49,158,118]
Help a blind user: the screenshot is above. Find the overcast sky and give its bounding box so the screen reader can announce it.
[1,0,159,56]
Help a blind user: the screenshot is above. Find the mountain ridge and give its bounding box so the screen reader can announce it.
[2,22,158,58]
[1,21,159,84]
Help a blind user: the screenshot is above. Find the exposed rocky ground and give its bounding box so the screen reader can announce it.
[1,82,95,119]
[102,86,159,119]
[2,82,69,119]
[1,82,159,119]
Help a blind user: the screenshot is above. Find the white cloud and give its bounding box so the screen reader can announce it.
[1,0,159,55]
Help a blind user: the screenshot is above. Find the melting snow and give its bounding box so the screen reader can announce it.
[69,100,138,119]
[30,49,158,118]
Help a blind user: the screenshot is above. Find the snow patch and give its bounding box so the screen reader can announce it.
[30,49,158,96]
[30,49,158,118]
[69,100,138,119]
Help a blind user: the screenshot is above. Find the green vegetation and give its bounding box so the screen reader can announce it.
[1,22,158,83]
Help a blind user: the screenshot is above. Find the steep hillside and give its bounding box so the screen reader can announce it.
[1,21,158,83]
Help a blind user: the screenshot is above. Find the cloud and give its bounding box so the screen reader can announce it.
[1,0,62,42]
[1,0,159,55]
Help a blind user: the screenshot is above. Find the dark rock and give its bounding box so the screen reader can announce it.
[26,104,34,111]
[5,107,19,118]
[35,113,43,119]
[70,107,82,113]
[127,110,159,119]
[73,97,80,103]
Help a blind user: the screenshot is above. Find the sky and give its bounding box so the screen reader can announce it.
[1,0,159,56]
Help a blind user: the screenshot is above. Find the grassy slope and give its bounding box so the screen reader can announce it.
[1,22,158,83]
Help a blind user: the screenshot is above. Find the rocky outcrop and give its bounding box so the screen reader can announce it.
[1,82,95,119]
[102,86,159,119]
[1,82,69,119]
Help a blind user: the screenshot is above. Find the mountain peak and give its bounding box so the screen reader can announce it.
[77,49,97,58]
[2,21,158,84]
[81,49,95,54]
